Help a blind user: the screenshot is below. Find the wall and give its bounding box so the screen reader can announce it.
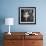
[0,0,46,46]
[0,0,46,32]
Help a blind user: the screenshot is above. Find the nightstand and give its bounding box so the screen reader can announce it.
[4,32,43,46]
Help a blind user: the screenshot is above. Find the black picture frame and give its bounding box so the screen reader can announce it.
[19,7,36,24]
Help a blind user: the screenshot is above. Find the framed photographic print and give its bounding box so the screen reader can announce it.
[19,7,36,24]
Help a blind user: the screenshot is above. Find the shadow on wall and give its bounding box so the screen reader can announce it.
[0,16,5,46]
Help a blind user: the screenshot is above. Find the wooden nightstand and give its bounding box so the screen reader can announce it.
[4,32,43,46]
[24,32,43,46]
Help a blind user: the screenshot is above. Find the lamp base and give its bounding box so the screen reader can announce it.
[8,32,11,35]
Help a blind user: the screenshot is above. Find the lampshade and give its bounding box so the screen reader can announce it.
[5,18,14,25]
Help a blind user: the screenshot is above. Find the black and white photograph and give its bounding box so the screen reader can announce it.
[19,7,36,24]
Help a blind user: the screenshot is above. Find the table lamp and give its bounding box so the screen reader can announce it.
[5,18,14,35]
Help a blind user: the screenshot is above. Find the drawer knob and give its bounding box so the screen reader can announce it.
[32,42,35,44]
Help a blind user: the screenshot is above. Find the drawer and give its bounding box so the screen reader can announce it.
[24,40,43,46]
[4,40,16,46]
[4,35,24,40]
[32,40,43,46]
[4,40,24,46]
[25,35,43,40]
